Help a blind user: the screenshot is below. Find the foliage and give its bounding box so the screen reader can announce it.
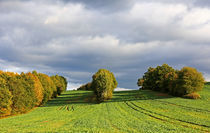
[0,70,67,117]
[36,73,56,105]
[8,73,38,113]
[205,82,210,85]
[0,74,12,117]
[138,64,177,91]
[51,75,68,95]
[60,76,68,92]
[183,93,201,99]
[92,69,117,102]
[175,67,205,96]
[25,72,44,106]
[137,78,144,87]
[138,64,204,97]
[77,82,92,91]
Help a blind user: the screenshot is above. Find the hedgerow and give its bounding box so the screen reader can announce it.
[0,70,67,117]
[137,64,204,98]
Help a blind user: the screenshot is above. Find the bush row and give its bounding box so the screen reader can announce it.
[0,70,67,117]
[137,64,205,97]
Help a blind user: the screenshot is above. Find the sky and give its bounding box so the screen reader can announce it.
[0,0,210,90]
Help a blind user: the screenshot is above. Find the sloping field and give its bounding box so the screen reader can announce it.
[0,85,209,133]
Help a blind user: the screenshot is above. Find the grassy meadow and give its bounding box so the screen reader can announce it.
[0,85,209,133]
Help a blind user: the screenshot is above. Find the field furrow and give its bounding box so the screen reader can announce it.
[125,101,210,132]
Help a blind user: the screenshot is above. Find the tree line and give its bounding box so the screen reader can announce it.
[0,70,67,117]
[137,64,205,99]
[78,65,205,102]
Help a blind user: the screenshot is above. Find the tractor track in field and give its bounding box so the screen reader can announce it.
[151,100,210,113]
[129,101,210,128]
[124,101,210,132]
[105,104,121,132]
[113,102,142,132]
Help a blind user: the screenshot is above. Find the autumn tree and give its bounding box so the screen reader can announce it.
[0,72,12,117]
[51,75,68,95]
[8,73,37,113]
[92,69,117,102]
[137,64,205,98]
[25,72,44,106]
[138,64,176,91]
[175,67,205,96]
[0,70,67,117]
[36,73,56,105]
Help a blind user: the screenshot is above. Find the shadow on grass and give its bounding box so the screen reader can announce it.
[106,90,173,103]
[44,89,174,107]
[44,91,96,107]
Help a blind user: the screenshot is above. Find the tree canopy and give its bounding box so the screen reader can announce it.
[137,64,204,98]
[92,69,117,102]
[0,70,67,117]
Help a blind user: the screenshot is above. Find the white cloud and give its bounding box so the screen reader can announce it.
[67,82,82,90]
[181,8,210,27]
[129,3,187,25]
[0,59,31,73]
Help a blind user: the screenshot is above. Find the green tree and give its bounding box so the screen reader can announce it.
[8,73,37,114]
[138,65,204,98]
[138,64,176,92]
[0,73,12,117]
[77,82,92,91]
[175,67,205,96]
[92,69,117,102]
[155,64,177,92]
[144,67,155,90]
[51,75,67,95]
[0,70,67,117]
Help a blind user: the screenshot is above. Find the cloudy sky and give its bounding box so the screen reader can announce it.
[0,0,210,90]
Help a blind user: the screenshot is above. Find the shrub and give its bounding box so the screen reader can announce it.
[77,82,92,91]
[183,93,201,99]
[175,67,205,96]
[77,84,86,90]
[92,69,117,102]
[205,82,210,85]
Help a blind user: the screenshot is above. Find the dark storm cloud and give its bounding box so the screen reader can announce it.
[0,0,210,89]
[194,0,210,7]
[60,0,135,12]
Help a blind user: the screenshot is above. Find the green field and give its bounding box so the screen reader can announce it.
[0,85,210,133]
